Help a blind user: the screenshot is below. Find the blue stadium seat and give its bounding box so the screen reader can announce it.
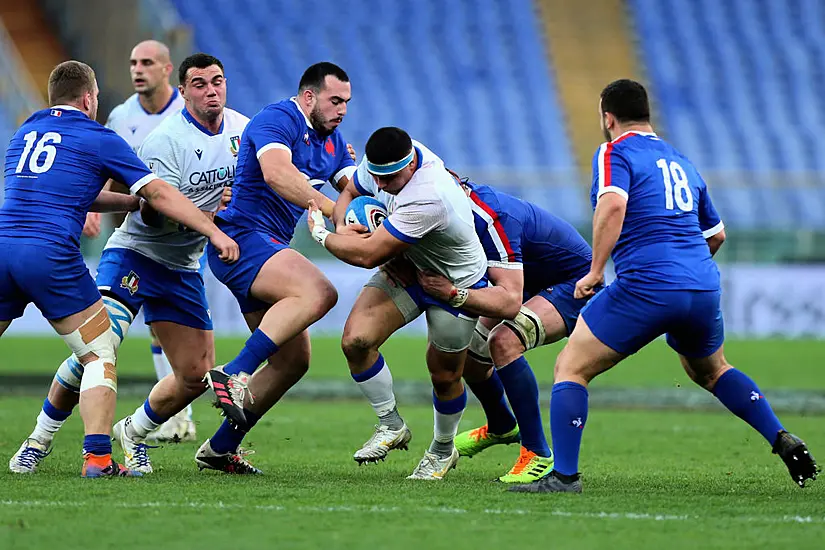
[631,0,825,229]
[170,0,575,174]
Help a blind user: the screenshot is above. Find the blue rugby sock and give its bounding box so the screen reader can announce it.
[713,369,784,444]
[224,329,279,376]
[42,398,71,421]
[83,434,112,456]
[498,356,551,456]
[550,381,589,476]
[466,370,517,435]
[210,409,262,454]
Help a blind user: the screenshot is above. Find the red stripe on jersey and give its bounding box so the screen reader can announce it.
[603,142,614,187]
[602,132,637,187]
[469,192,515,261]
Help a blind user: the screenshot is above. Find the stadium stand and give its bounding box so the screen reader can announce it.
[0,18,45,204]
[631,0,825,230]
[171,0,589,224]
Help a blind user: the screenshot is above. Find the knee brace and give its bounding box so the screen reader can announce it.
[61,307,118,393]
[501,305,546,353]
[467,321,493,365]
[54,297,133,393]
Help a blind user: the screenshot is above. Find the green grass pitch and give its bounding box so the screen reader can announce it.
[0,336,823,548]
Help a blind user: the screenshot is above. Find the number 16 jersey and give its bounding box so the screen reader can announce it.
[590,131,724,291]
[0,106,157,249]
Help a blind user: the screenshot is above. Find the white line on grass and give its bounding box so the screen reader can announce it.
[0,500,822,525]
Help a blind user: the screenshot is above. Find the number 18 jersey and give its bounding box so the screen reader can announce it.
[590,131,724,291]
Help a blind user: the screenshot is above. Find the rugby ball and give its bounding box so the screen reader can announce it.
[344,196,388,233]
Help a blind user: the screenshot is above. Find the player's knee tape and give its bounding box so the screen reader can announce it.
[61,307,118,393]
[501,305,546,353]
[426,307,477,353]
[467,321,493,364]
[54,298,132,393]
[102,295,134,346]
[54,356,84,393]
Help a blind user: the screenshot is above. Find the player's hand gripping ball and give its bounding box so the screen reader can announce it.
[344,196,388,233]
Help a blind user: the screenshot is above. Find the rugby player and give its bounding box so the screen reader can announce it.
[1,60,238,477]
[196,62,355,473]
[308,127,519,480]
[414,173,597,483]
[510,79,819,493]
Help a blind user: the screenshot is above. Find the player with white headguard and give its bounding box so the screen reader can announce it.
[308,127,519,480]
[9,53,246,475]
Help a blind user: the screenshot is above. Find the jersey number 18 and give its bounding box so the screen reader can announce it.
[15,131,61,174]
[656,158,693,212]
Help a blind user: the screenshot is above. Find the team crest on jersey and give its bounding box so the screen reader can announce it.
[230,135,240,156]
[325,138,335,156]
[195,149,203,160]
[120,271,140,295]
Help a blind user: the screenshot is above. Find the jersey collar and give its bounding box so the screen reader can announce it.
[182,107,224,136]
[290,97,313,128]
[139,88,180,116]
[613,130,657,142]
[50,105,82,112]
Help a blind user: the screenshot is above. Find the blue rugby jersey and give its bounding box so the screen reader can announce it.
[590,131,723,290]
[218,98,355,243]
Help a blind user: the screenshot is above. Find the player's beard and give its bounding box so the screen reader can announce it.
[601,116,611,142]
[309,104,334,137]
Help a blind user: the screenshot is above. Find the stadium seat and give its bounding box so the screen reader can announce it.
[170,0,575,173]
[630,0,825,229]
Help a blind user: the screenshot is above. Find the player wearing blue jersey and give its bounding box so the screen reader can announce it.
[196,63,355,473]
[16,43,194,463]
[9,54,248,476]
[415,174,595,483]
[510,80,818,494]
[0,61,238,477]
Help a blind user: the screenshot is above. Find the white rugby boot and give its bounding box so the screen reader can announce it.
[406,447,459,480]
[113,417,155,474]
[353,424,412,464]
[9,438,52,474]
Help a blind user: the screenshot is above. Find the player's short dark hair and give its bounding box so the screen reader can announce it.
[365,127,413,166]
[298,62,349,93]
[48,60,96,106]
[600,79,650,123]
[178,53,224,85]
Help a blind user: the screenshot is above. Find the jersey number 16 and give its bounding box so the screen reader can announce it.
[656,158,694,212]
[14,131,61,174]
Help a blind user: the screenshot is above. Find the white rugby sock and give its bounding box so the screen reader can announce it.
[429,389,467,456]
[129,402,162,440]
[151,345,173,381]
[353,354,397,418]
[30,411,64,445]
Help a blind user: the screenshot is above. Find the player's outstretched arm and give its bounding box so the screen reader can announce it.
[308,200,408,268]
[137,179,239,263]
[89,190,141,213]
[417,266,523,319]
[576,192,627,300]
[260,149,336,217]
